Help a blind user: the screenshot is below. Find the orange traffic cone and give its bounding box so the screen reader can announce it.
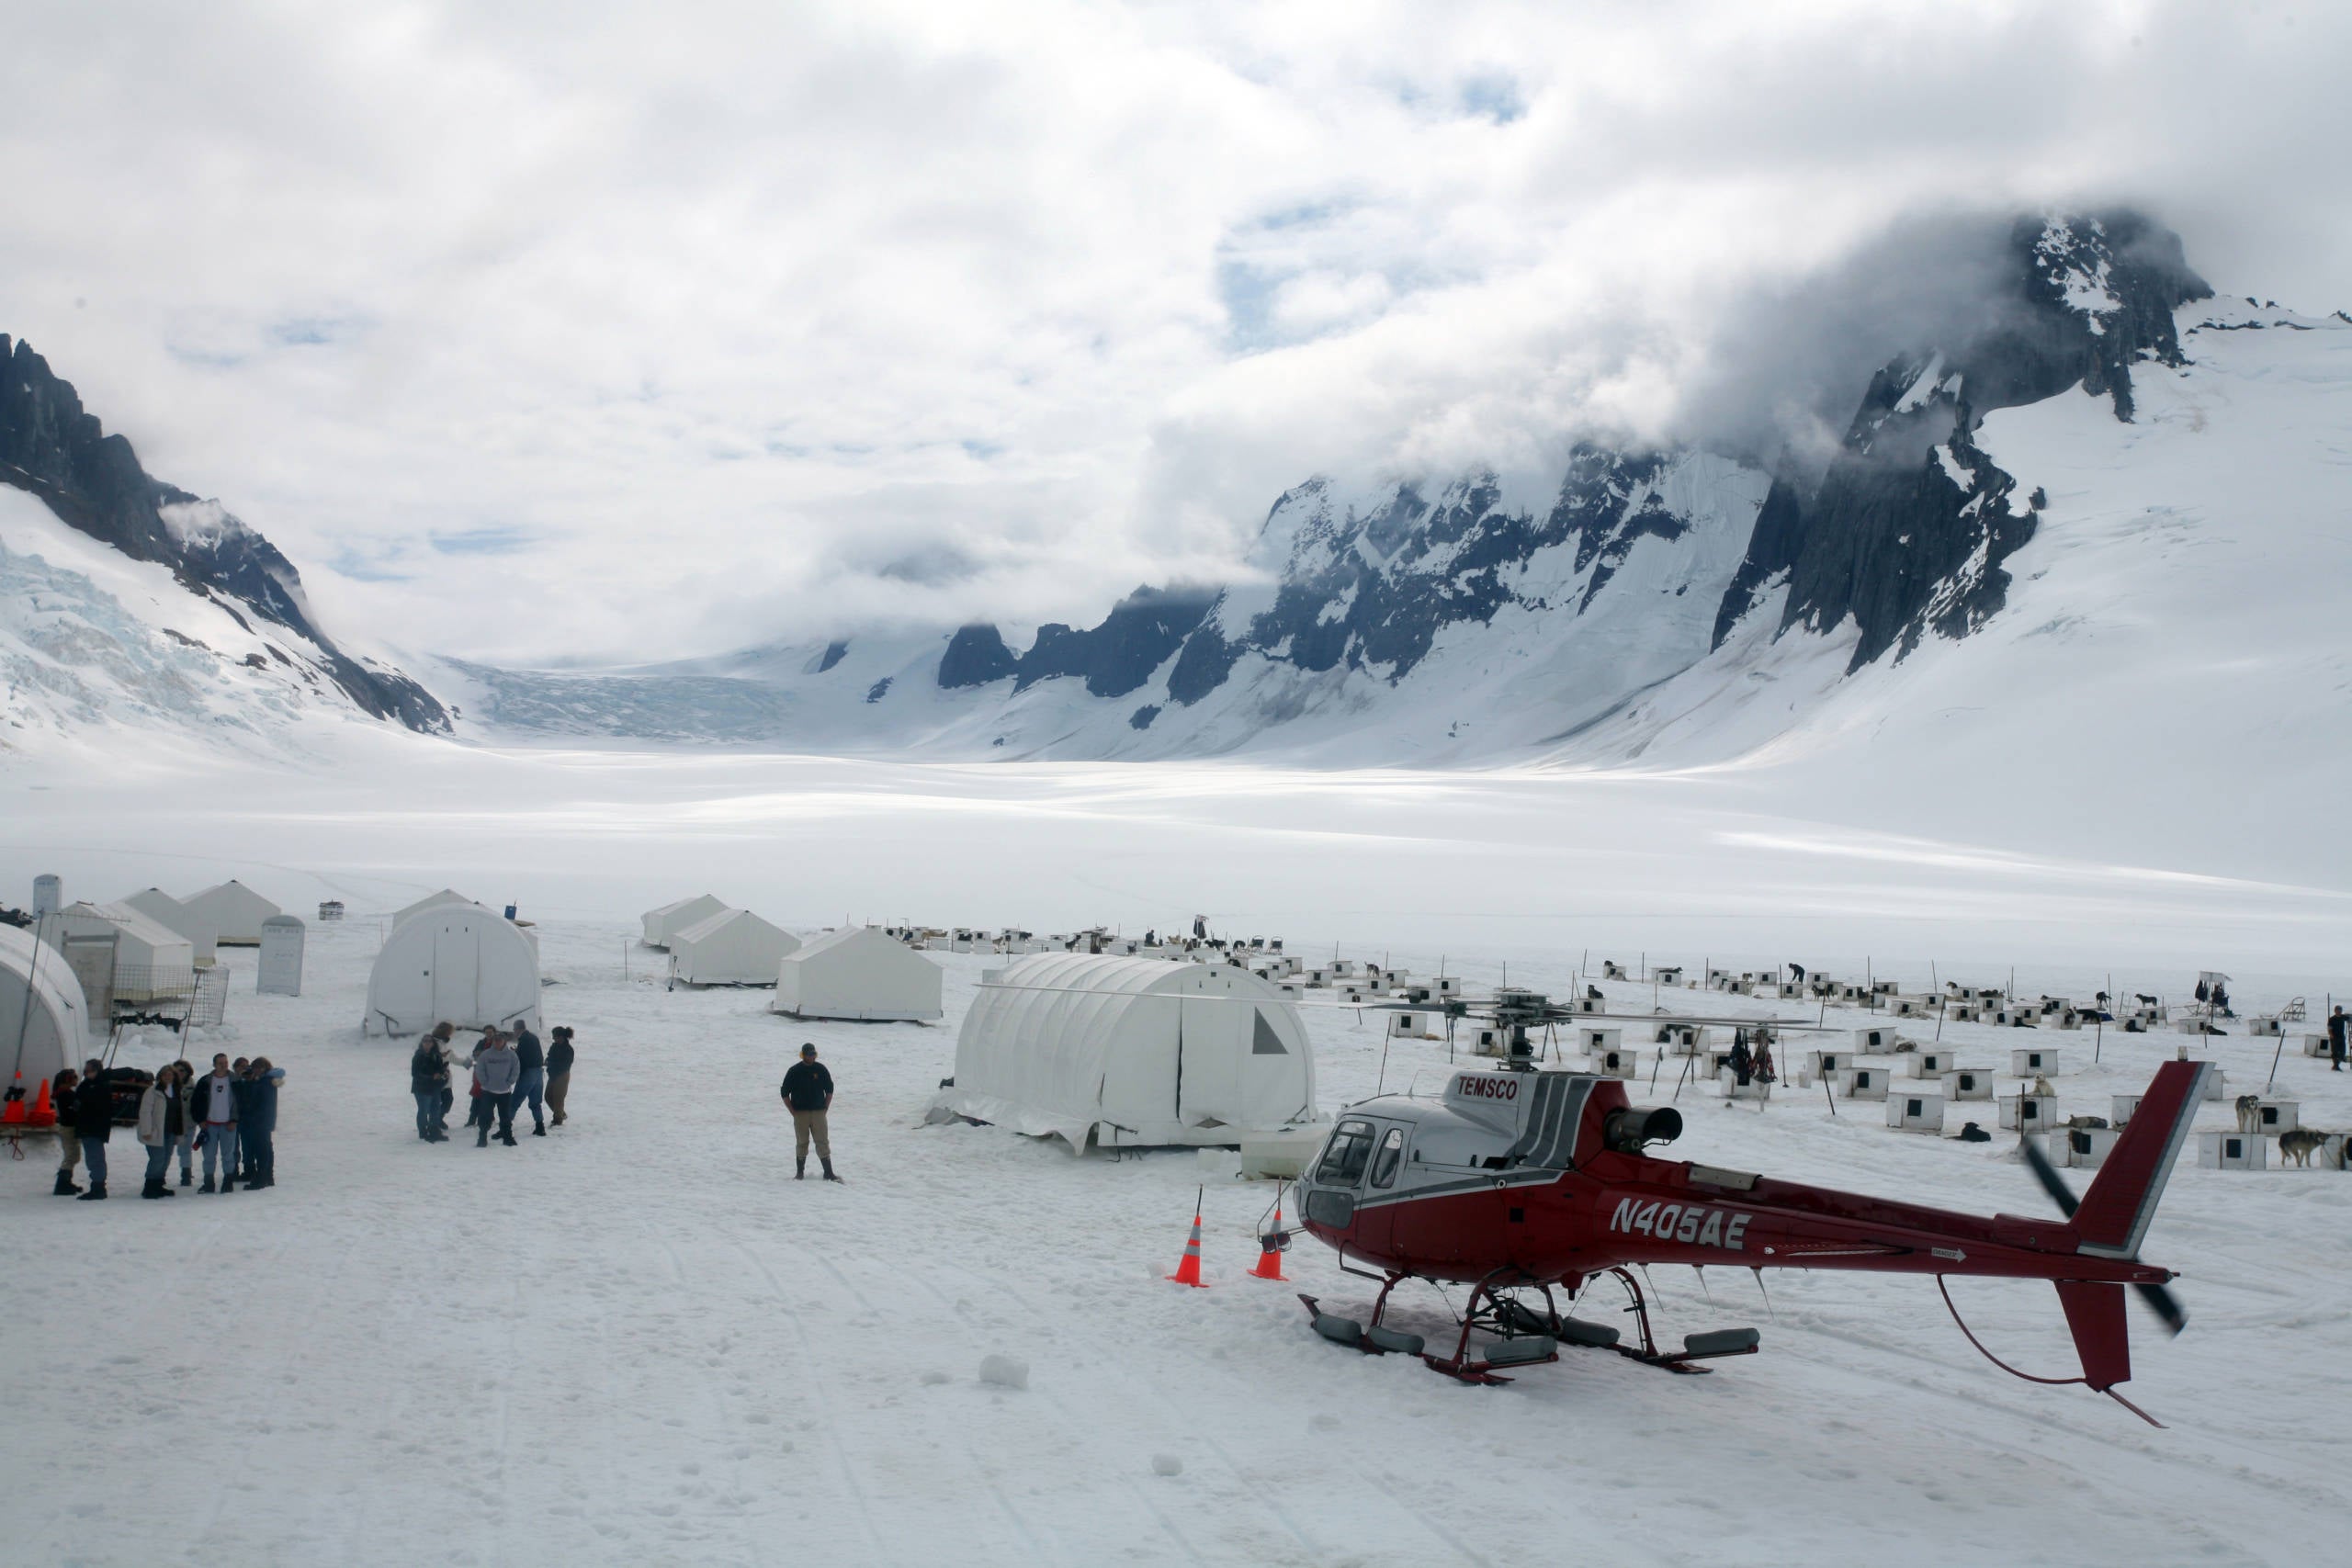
[1250,1198,1289,1281]
[1166,1211,1208,1288]
[1,1073,26,1124]
[28,1077,56,1126]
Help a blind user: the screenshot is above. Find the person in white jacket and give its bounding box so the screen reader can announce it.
[134,1070,188,1201]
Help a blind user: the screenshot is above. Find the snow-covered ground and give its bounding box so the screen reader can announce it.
[4,908,2349,1567]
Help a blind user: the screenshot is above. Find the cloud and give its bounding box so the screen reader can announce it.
[0,0,2345,664]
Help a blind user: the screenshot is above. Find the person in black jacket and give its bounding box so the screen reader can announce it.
[51,1066,83,1195]
[512,1021,547,1136]
[780,1043,840,1182]
[234,1059,285,1189]
[411,1036,451,1140]
[544,1027,574,1126]
[2329,1005,2347,1072]
[72,1058,128,1201]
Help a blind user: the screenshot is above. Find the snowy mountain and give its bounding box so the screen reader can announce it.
[458,209,2328,773]
[0,336,448,754]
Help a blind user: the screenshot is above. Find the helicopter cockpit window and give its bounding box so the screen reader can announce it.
[1369,1126,1406,1188]
[1314,1119,1376,1186]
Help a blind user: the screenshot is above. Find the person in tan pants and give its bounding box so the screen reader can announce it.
[779,1043,840,1181]
[544,1026,575,1125]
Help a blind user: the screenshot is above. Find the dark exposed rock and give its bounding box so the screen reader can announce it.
[1006,585,1215,700]
[816,638,849,672]
[0,334,449,732]
[865,677,893,704]
[1128,704,1160,730]
[936,624,1017,688]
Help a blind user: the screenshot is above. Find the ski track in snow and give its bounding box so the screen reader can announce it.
[4,915,2349,1566]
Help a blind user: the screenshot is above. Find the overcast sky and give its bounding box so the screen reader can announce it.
[4,0,2344,665]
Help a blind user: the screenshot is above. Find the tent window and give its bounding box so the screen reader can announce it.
[1251,1011,1287,1055]
[1315,1120,1376,1187]
[1369,1127,1406,1189]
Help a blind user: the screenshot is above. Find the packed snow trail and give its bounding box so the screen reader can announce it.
[4,918,2350,1565]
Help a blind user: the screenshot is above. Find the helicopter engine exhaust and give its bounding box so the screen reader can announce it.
[1603,1105,1683,1154]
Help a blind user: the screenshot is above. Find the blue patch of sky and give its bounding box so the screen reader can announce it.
[428,525,534,556]
[960,438,1004,461]
[327,546,412,582]
[1458,73,1525,124]
[267,313,370,347]
[166,344,246,369]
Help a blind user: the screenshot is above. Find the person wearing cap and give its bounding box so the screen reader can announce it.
[779,1043,839,1181]
[544,1026,575,1125]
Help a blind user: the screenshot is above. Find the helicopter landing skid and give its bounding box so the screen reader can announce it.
[1586,1266,1759,1375]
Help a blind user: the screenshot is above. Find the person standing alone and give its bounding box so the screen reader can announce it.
[544,1027,574,1127]
[2330,1005,2347,1073]
[780,1043,840,1182]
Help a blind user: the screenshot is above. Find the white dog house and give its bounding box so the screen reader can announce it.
[2240,1099,2300,1134]
[1653,966,1684,987]
[1719,1073,1770,1102]
[772,926,944,1021]
[1837,1065,1891,1100]
[365,905,542,1038]
[1946,1000,1982,1023]
[1654,1022,1708,1053]
[1908,1049,1961,1077]
[1800,1049,1849,1086]
[1943,1068,1995,1101]
[1471,1027,1505,1057]
[2301,1033,2333,1058]
[2062,1125,2121,1169]
[640,894,728,949]
[2109,1093,2141,1126]
[1852,1025,1897,1053]
[1387,1010,1441,1041]
[1579,1027,1622,1055]
[943,953,1317,1151]
[1998,1091,2058,1131]
[119,887,215,966]
[395,888,479,927]
[2197,1130,2267,1170]
[2010,1047,2061,1077]
[1592,1046,1638,1079]
[1886,1092,1942,1133]
[1601,961,1627,980]
[0,923,94,1094]
[668,908,799,987]
[2245,1015,2282,1038]
[181,880,281,946]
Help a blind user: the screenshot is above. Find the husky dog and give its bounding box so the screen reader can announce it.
[2135,993,2160,1009]
[2031,1074,2056,1100]
[2233,1094,2266,1134]
[2277,1128,2328,1167]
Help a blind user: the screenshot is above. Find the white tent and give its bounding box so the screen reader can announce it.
[182,880,282,946]
[119,886,216,965]
[642,894,728,948]
[394,888,478,927]
[945,953,1317,1151]
[1,922,93,1095]
[772,926,943,1021]
[43,902,197,999]
[365,905,542,1038]
[669,908,799,986]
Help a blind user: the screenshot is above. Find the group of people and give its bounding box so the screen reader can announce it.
[52,1052,285,1201]
[408,1020,575,1146]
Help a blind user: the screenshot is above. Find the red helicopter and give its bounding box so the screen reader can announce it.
[1291,990,2207,1425]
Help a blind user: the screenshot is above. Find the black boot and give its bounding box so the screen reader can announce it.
[199,1175,215,1193]
[532,1123,545,1136]
[500,1130,517,1146]
[179,1170,191,1187]
[795,1157,806,1180]
[141,1178,164,1199]
[476,1126,489,1147]
[78,1181,107,1201]
[821,1159,842,1183]
[53,1170,80,1196]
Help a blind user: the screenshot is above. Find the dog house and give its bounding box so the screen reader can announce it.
[1836,1065,1890,1100]
[1946,1001,1981,1023]
[2243,1100,2300,1134]
[2199,1069,2227,1102]
[1579,1027,1622,1055]
[1653,966,1684,987]
[2010,1047,2060,1077]
[1387,1010,1440,1041]
[2246,1016,2283,1038]
[1891,997,1928,1018]
[1852,1026,1896,1053]
[1909,1050,1960,1077]
[2110,1093,2140,1126]
[1800,1050,1848,1086]
[944,953,1318,1151]
[1719,1073,1771,1102]
[2197,1131,2267,1170]
[2047,1010,2085,1032]
[2063,1125,2121,1169]
[1942,1069,1995,1101]
[1885,1092,1943,1133]
[1655,1022,1708,1053]
[2301,1034,2333,1058]
[1591,1046,1638,1079]
[1998,1091,2058,1131]
[1431,976,1461,997]
[1601,961,1627,981]
[1470,1027,1505,1057]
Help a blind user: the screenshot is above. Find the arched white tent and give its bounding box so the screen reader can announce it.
[669,908,798,986]
[393,888,478,927]
[642,894,728,948]
[365,906,542,1038]
[182,880,282,946]
[1,922,92,1096]
[772,927,943,1021]
[120,886,216,965]
[945,953,1317,1151]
